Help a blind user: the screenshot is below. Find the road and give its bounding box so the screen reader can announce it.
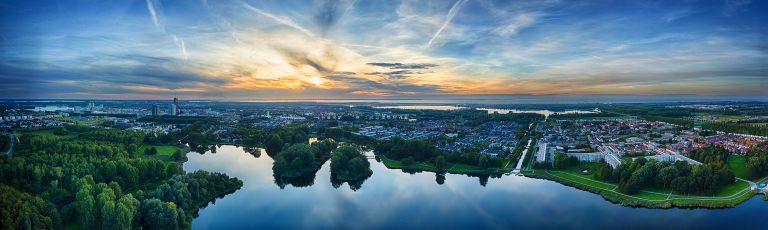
[512,139,533,174]
[4,133,14,155]
[511,122,537,174]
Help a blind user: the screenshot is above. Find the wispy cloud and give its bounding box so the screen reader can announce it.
[492,13,538,38]
[239,0,315,37]
[664,8,695,23]
[172,35,188,60]
[426,0,468,48]
[145,0,162,28]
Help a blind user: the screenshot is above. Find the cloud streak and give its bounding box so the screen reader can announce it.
[239,0,315,37]
[426,0,467,48]
[146,0,162,28]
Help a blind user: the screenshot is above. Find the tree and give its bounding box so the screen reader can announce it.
[76,184,97,229]
[172,149,188,162]
[330,145,372,181]
[140,199,186,230]
[554,153,575,169]
[165,162,182,177]
[266,134,284,155]
[655,166,678,188]
[478,154,490,168]
[434,155,448,171]
[0,185,60,229]
[272,143,318,177]
[313,139,338,158]
[144,147,158,155]
[402,156,416,166]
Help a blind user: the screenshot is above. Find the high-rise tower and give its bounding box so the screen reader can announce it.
[173,97,180,115]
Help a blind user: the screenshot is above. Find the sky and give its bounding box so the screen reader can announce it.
[0,0,766,100]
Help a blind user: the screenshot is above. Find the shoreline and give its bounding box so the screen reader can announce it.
[525,170,761,209]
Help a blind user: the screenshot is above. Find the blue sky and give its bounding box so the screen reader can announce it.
[0,0,765,99]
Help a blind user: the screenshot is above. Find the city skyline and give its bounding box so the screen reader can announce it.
[1,0,766,99]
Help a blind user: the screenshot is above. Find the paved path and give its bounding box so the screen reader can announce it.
[512,139,533,174]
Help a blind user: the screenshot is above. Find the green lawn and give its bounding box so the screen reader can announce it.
[728,155,748,179]
[715,180,750,197]
[380,156,403,168]
[548,171,616,190]
[644,187,672,194]
[447,163,489,174]
[634,191,669,201]
[138,145,179,162]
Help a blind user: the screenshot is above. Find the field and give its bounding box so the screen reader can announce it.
[138,145,180,162]
[728,156,748,179]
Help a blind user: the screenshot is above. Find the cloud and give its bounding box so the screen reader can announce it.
[492,13,538,38]
[239,0,315,37]
[314,0,355,37]
[722,0,752,16]
[365,70,424,80]
[172,35,188,60]
[664,8,695,23]
[426,0,468,48]
[145,0,163,28]
[366,62,439,69]
[326,74,441,96]
[1,0,766,98]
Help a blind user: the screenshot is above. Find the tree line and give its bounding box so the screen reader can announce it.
[595,158,734,195]
[745,146,768,180]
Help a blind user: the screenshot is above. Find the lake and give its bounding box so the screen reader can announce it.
[373,105,466,110]
[184,145,766,229]
[478,108,599,119]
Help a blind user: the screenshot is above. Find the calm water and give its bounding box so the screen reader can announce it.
[478,108,598,119]
[372,105,466,110]
[184,145,766,229]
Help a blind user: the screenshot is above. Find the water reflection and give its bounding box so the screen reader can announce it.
[436,174,445,185]
[184,145,768,229]
[189,144,218,154]
[373,105,466,110]
[274,173,318,189]
[330,172,371,191]
[243,147,263,158]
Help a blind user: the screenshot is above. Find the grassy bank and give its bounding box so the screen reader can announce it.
[526,170,759,208]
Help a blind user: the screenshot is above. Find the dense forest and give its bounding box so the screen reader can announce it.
[595,155,734,196]
[0,126,242,229]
